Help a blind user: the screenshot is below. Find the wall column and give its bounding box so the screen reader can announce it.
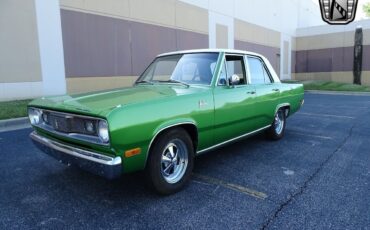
[280,33,292,80]
[35,0,66,96]
[209,12,234,49]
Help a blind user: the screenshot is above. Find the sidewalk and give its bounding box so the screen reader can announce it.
[305,90,370,96]
[0,117,30,132]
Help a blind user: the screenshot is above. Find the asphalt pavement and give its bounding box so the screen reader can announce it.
[0,93,369,229]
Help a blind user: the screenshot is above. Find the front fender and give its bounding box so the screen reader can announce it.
[140,118,197,168]
[108,103,200,173]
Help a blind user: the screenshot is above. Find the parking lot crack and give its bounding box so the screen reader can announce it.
[260,124,355,230]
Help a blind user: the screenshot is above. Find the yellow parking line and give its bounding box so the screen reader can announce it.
[289,131,333,140]
[298,112,355,119]
[192,173,268,200]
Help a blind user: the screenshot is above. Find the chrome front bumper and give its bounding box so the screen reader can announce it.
[30,131,122,179]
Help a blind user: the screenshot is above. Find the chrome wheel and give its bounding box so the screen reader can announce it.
[274,110,285,135]
[161,139,188,184]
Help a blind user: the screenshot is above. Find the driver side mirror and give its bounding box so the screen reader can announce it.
[229,74,240,86]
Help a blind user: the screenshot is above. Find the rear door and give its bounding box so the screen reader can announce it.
[246,55,280,126]
[213,54,259,144]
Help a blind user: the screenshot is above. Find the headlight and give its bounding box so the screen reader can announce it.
[28,108,42,125]
[98,120,109,143]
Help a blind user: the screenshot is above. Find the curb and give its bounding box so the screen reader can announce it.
[305,90,370,96]
[0,117,30,132]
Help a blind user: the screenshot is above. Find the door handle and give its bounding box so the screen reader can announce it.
[272,88,280,92]
[246,91,256,94]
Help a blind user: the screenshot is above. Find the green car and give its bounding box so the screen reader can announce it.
[28,49,304,194]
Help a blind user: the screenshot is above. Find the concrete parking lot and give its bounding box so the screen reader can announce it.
[0,93,369,229]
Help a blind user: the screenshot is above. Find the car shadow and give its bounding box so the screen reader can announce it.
[33,132,269,204]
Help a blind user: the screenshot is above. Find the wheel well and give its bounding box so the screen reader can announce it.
[147,123,198,159]
[280,105,290,117]
[179,124,198,152]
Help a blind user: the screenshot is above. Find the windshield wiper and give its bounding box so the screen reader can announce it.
[135,80,154,85]
[157,80,189,87]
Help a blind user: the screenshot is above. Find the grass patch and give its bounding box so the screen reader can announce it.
[0,99,32,120]
[283,80,370,92]
[281,79,300,83]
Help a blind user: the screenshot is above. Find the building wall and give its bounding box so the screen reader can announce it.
[293,20,370,86]
[60,0,323,93]
[181,0,322,81]
[182,0,323,35]
[234,19,281,73]
[0,0,66,101]
[0,0,42,83]
[0,0,43,100]
[60,0,209,93]
[0,0,328,100]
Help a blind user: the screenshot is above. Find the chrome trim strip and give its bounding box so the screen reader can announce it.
[30,132,121,166]
[30,107,106,121]
[196,125,271,155]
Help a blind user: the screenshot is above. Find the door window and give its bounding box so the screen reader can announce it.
[247,57,272,84]
[225,55,247,85]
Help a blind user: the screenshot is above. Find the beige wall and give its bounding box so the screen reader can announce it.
[234,19,280,48]
[175,1,208,34]
[296,29,370,51]
[293,72,370,86]
[61,0,209,94]
[216,24,228,49]
[130,0,176,28]
[60,0,208,34]
[67,76,138,94]
[0,0,42,83]
[61,0,131,18]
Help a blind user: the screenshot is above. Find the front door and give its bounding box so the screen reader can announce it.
[213,54,259,144]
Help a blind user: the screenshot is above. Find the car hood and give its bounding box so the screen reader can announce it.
[29,85,207,117]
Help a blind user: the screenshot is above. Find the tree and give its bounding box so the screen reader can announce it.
[363,2,370,17]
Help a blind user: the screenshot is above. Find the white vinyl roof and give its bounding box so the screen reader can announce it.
[157,49,262,58]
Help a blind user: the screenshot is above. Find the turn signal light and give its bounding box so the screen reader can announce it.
[125,148,141,158]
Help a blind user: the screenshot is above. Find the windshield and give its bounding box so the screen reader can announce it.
[136,53,219,86]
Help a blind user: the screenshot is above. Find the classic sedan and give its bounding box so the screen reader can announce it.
[28,49,304,194]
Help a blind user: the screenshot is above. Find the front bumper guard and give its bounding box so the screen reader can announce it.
[30,131,122,179]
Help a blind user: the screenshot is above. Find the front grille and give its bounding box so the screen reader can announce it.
[29,108,109,146]
[43,111,98,136]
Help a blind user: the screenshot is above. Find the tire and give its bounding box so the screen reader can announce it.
[267,108,286,140]
[145,128,194,195]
